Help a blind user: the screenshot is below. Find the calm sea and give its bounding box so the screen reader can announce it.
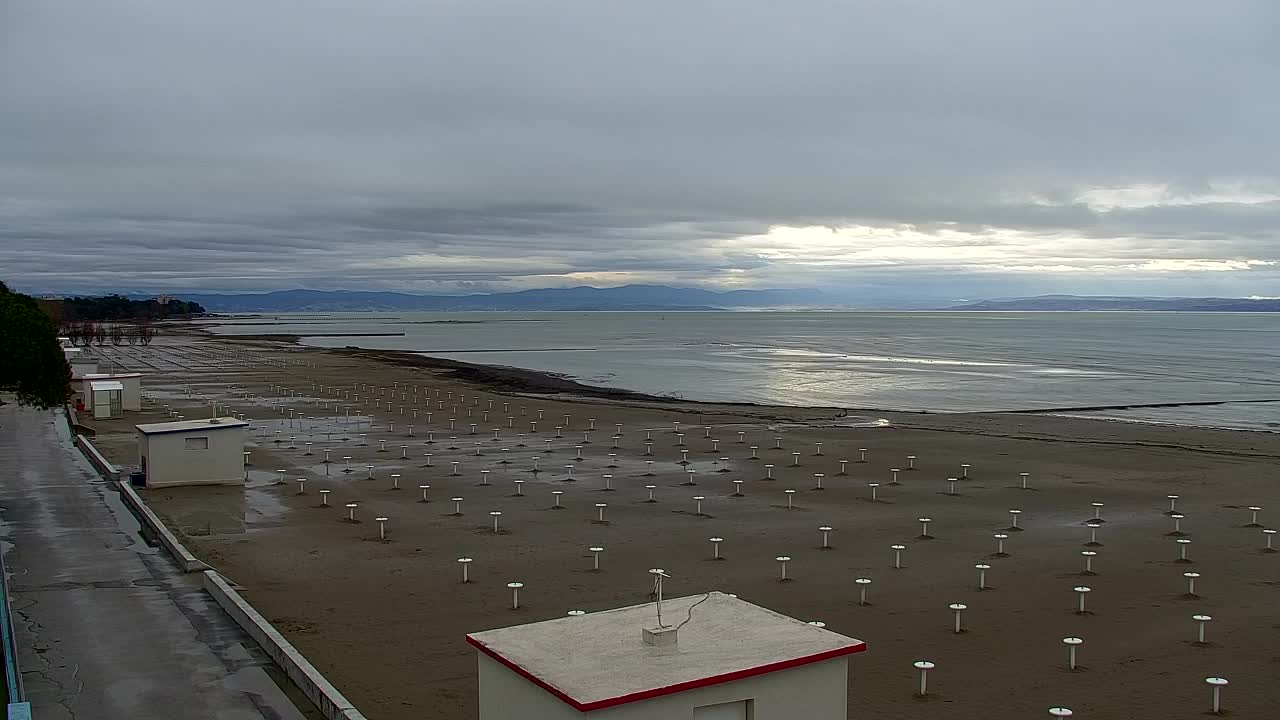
[204,312,1280,432]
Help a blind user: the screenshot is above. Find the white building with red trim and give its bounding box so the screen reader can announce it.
[467,591,865,720]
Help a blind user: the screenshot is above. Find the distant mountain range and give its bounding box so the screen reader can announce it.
[947,295,1280,312]
[87,287,1280,312]
[164,285,826,312]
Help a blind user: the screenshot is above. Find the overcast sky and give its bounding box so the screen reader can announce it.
[3,1,1278,301]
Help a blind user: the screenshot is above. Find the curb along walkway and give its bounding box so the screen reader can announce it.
[0,403,315,720]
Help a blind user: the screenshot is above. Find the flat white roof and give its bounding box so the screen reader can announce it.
[135,417,248,435]
[467,591,865,712]
[89,380,124,391]
[83,372,143,380]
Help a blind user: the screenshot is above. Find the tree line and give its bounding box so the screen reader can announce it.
[42,294,206,322]
[62,321,158,346]
[0,281,72,408]
[3,286,207,408]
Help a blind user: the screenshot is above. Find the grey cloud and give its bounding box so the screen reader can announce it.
[2,1,1279,296]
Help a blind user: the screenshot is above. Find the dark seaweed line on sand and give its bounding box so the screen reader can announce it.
[324,347,856,421]
[995,398,1280,413]
[333,348,688,404]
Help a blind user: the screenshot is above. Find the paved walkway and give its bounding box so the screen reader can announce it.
[0,403,314,720]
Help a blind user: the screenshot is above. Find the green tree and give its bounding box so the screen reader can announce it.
[0,281,73,408]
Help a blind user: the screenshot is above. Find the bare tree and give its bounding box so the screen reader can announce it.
[109,324,125,345]
[137,321,157,346]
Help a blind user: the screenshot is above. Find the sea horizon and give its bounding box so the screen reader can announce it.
[202,310,1280,433]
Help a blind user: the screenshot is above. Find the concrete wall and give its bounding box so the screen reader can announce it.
[203,571,368,720]
[115,481,208,572]
[73,435,119,481]
[139,426,245,488]
[477,652,848,720]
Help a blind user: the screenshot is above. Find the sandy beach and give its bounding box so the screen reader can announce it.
[82,332,1280,720]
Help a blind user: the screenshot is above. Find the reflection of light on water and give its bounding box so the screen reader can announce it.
[756,347,1028,368]
[837,418,892,428]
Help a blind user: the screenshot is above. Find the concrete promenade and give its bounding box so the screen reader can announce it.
[0,403,314,720]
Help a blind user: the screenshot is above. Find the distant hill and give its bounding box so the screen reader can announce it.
[946,295,1280,312]
[168,285,826,312]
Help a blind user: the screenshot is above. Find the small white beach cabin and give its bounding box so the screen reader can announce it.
[135,417,248,488]
[87,380,124,420]
[81,373,143,413]
[467,591,865,720]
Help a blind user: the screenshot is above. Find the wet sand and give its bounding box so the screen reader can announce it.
[83,334,1280,720]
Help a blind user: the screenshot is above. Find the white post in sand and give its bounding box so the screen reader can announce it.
[1245,506,1263,527]
[1183,571,1201,597]
[855,577,871,605]
[1193,614,1212,644]
[913,661,934,697]
[1081,550,1097,575]
[1073,586,1092,614]
[1205,677,1228,714]
[918,517,933,539]
[1062,637,1082,670]
[993,533,1010,557]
